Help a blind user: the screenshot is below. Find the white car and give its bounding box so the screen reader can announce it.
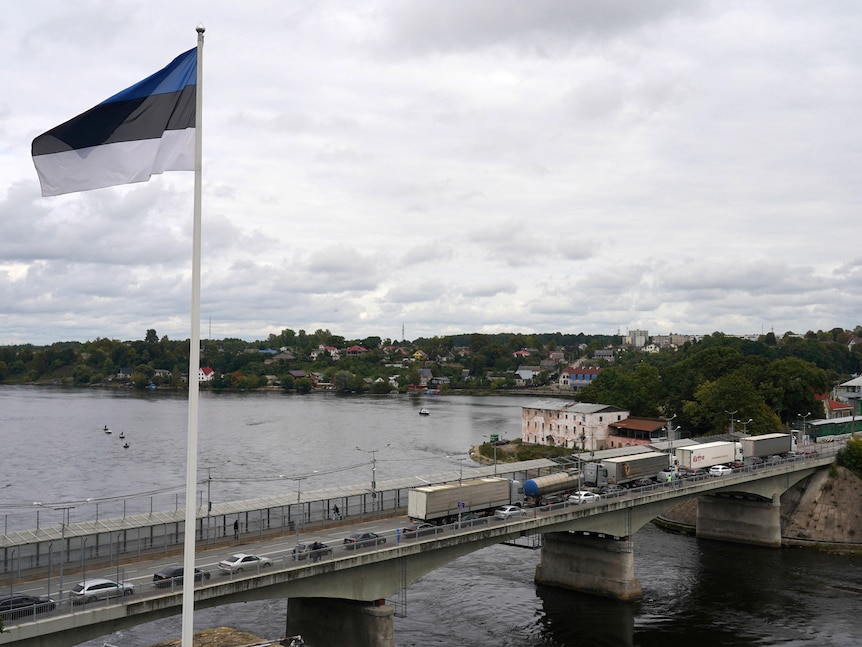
[709,464,732,476]
[217,553,273,574]
[70,578,134,603]
[493,505,528,520]
[568,491,601,504]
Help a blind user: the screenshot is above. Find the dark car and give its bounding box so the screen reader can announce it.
[292,541,332,561]
[343,531,386,549]
[538,494,567,507]
[600,484,625,497]
[152,565,211,587]
[0,594,56,621]
[629,478,655,488]
[401,523,436,538]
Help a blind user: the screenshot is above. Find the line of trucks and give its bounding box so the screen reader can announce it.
[406,433,798,522]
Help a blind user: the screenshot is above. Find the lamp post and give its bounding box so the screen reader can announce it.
[483,435,498,476]
[201,460,229,541]
[725,410,738,439]
[798,412,811,445]
[53,505,75,605]
[357,444,389,513]
[280,471,318,537]
[447,455,467,524]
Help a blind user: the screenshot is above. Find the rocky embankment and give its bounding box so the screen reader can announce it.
[659,465,862,552]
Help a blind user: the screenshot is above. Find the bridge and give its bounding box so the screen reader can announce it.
[0,447,841,647]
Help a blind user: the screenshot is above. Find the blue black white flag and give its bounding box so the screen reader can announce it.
[32,48,197,197]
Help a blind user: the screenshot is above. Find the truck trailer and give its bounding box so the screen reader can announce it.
[522,470,581,502]
[675,441,736,470]
[740,433,794,460]
[407,477,523,524]
[583,451,671,487]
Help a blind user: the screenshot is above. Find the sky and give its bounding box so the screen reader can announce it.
[2,1,861,346]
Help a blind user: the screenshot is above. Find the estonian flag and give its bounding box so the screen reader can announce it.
[32,48,197,197]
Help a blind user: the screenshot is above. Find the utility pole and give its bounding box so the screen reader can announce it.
[357,444,390,513]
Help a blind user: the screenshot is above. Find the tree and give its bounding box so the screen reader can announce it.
[682,373,780,435]
[837,434,862,477]
[145,329,158,343]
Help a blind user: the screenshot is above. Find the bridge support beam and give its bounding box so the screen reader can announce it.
[696,493,781,547]
[535,531,642,601]
[287,597,394,647]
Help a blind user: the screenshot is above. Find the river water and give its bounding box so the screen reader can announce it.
[1,386,860,647]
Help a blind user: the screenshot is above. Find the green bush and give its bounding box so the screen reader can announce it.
[836,434,862,478]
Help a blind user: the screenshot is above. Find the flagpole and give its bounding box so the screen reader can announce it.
[181,24,205,647]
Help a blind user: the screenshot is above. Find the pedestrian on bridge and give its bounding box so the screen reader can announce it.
[234,519,239,540]
[332,504,340,520]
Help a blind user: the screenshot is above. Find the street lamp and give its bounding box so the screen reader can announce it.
[798,412,811,445]
[280,470,318,536]
[53,505,75,605]
[357,444,390,512]
[725,410,738,438]
[483,435,498,476]
[447,455,468,524]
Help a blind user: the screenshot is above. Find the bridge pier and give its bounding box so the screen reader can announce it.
[287,597,395,647]
[696,493,782,547]
[535,531,642,601]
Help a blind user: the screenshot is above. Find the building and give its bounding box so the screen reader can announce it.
[835,376,862,415]
[521,400,630,450]
[199,367,215,382]
[607,417,667,448]
[626,329,649,348]
[558,366,601,392]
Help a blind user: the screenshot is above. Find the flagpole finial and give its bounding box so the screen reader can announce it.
[196,24,205,34]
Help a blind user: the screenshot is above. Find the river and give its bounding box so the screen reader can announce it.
[1,386,860,646]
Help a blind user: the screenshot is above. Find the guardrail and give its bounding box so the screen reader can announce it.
[1,445,841,629]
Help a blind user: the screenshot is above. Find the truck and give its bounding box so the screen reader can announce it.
[407,477,524,525]
[740,433,794,461]
[522,470,581,503]
[675,441,736,470]
[583,452,671,488]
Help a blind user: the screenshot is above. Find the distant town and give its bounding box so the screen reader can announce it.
[2,326,861,441]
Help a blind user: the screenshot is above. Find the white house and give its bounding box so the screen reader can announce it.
[199,367,215,382]
[521,400,630,450]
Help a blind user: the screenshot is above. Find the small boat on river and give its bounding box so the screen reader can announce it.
[419,408,430,416]
[103,425,111,434]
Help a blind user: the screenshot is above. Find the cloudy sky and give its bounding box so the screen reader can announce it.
[2,1,861,346]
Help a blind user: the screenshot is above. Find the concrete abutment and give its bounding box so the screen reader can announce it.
[534,531,642,601]
[696,493,782,547]
[287,597,395,647]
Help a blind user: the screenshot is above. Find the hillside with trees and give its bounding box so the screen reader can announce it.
[1,327,861,438]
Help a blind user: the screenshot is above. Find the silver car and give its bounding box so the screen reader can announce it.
[71,578,134,604]
[217,553,273,574]
[494,505,528,520]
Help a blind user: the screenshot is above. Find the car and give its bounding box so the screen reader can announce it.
[784,451,802,460]
[728,461,745,469]
[70,578,134,603]
[152,565,211,587]
[538,494,567,506]
[568,491,601,504]
[401,523,436,538]
[292,541,333,561]
[343,531,386,549]
[600,484,625,497]
[629,478,656,488]
[217,553,273,574]
[493,505,529,520]
[0,594,56,620]
[709,464,732,476]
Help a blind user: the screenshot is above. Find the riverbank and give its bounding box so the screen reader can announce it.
[657,465,862,554]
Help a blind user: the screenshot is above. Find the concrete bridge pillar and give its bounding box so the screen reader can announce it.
[287,597,395,647]
[696,493,781,547]
[535,531,642,601]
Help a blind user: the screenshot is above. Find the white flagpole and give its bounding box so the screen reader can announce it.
[181,25,205,647]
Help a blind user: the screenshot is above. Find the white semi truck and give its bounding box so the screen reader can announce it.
[675,441,737,470]
[407,477,524,524]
